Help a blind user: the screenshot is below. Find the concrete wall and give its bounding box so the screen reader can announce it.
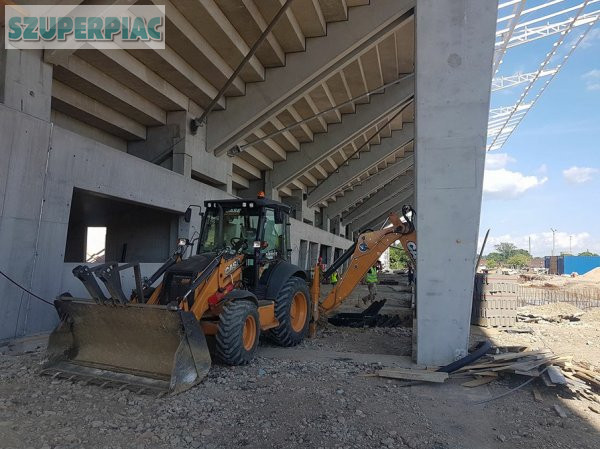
[0,106,352,341]
[0,43,353,341]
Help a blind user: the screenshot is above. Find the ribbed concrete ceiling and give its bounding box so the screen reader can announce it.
[45,0,415,218]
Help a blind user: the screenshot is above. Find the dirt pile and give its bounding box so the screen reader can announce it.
[582,267,600,282]
[519,303,583,321]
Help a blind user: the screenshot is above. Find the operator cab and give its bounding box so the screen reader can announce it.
[198,198,292,287]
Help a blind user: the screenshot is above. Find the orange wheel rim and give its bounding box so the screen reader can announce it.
[290,292,308,332]
[242,315,257,350]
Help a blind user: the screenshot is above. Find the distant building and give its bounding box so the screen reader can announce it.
[545,256,600,275]
[528,257,544,269]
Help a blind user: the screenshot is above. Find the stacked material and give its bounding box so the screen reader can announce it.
[455,347,599,402]
[471,274,518,328]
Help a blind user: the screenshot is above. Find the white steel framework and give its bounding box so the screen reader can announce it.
[488,0,599,151]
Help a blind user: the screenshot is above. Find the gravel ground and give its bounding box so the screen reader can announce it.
[1,276,599,449]
[1,320,599,449]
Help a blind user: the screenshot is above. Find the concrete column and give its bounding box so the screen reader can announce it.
[128,108,233,192]
[0,47,55,339]
[415,0,497,365]
[281,189,304,220]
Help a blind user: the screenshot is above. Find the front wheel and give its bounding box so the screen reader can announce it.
[270,276,311,347]
[215,300,260,365]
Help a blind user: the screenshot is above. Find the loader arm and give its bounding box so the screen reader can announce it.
[318,211,416,315]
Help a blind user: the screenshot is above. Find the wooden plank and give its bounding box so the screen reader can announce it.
[547,366,568,385]
[462,377,496,388]
[515,369,541,377]
[532,387,543,402]
[541,372,556,387]
[553,404,568,418]
[468,371,498,377]
[376,369,448,383]
[490,350,551,361]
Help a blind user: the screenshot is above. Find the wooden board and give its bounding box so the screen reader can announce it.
[462,377,495,388]
[532,387,543,402]
[553,404,567,418]
[547,366,568,385]
[376,368,448,383]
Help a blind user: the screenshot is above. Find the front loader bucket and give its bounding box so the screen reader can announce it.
[41,298,211,394]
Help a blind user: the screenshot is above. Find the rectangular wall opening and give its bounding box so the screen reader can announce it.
[85,227,106,263]
[64,188,180,263]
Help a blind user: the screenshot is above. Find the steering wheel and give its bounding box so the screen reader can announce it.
[230,237,247,251]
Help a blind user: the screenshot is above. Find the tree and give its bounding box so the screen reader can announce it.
[495,242,518,261]
[389,247,410,270]
[486,252,504,265]
[578,251,599,257]
[507,253,531,269]
[486,259,498,269]
[485,243,532,267]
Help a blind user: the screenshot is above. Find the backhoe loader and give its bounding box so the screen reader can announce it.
[42,198,415,394]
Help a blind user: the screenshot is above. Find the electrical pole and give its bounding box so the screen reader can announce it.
[528,236,531,255]
[551,228,557,257]
[569,235,573,255]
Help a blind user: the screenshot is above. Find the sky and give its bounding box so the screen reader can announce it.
[479,1,600,257]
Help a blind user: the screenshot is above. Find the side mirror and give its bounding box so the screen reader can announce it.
[184,207,192,223]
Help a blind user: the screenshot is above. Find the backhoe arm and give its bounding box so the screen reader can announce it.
[318,210,416,315]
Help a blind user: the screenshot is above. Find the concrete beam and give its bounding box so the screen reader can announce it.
[307,123,414,206]
[76,49,189,112]
[127,45,225,110]
[342,174,412,223]
[414,0,497,366]
[353,188,414,230]
[215,0,285,66]
[48,54,166,126]
[326,155,413,217]
[207,0,415,155]
[157,0,245,96]
[173,0,264,82]
[52,81,146,141]
[271,75,414,189]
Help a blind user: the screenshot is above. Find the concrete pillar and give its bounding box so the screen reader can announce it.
[282,189,304,220]
[414,0,497,365]
[128,108,233,192]
[0,47,55,339]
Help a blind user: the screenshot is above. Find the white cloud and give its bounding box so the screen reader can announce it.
[536,164,548,175]
[582,69,600,91]
[479,232,595,257]
[485,153,515,170]
[580,28,600,49]
[483,168,547,199]
[562,166,599,184]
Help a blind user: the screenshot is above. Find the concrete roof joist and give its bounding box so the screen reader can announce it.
[353,187,414,231]
[170,0,265,82]
[342,174,413,224]
[207,0,415,156]
[270,75,414,189]
[75,49,190,112]
[51,81,146,141]
[306,122,414,206]
[158,0,247,96]
[47,54,166,126]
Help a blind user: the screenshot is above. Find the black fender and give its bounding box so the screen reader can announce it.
[223,289,258,305]
[261,261,308,300]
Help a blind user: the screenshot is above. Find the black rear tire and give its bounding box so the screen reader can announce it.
[270,276,311,347]
[215,300,260,365]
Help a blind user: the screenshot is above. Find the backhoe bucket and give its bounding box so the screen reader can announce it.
[42,298,211,394]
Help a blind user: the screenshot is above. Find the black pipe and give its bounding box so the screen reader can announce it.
[323,242,356,279]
